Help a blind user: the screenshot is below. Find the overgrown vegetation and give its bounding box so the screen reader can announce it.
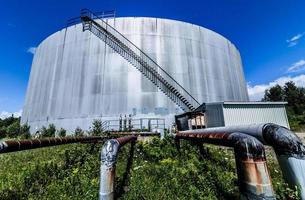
[263,81,305,131]
[40,124,56,138]
[0,92,303,199]
[0,116,30,139]
[0,136,299,199]
[74,127,85,137]
[57,128,66,137]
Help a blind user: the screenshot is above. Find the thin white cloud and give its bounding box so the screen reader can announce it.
[247,74,305,101]
[27,47,37,55]
[286,33,304,47]
[7,23,16,28]
[287,59,305,72]
[0,110,22,119]
[288,41,298,47]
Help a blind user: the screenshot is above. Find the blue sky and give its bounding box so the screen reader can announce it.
[0,0,305,117]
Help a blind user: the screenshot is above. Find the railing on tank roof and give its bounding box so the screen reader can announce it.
[66,10,116,27]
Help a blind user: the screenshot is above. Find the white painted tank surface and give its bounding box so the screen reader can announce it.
[21,17,249,133]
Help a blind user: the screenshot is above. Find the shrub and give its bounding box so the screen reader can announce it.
[57,128,66,137]
[20,124,31,139]
[74,127,84,137]
[40,126,47,137]
[48,124,56,137]
[41,124,56,138]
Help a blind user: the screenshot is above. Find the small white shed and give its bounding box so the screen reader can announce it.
[205,102,289,128]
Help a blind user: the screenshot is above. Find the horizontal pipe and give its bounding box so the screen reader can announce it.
[0,136,106,154]
[179,123,305,199]
[176,132,275,199]
[109,132,160,136]
[179,124,266,143]
[99,136,137,200]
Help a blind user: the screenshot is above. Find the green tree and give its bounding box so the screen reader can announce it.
[0,116,20,138]
[6,121,20,138]
[263,81,305,130]
[91,119,104,136]
[0,115,18,128]
[296,87,305,113]
[284,81,304,114]
[57,128,66,137]
[262,84,283,101]
[48,124,56,137]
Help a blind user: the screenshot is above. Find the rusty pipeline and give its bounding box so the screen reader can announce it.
[109,132,160,136]
[99,136,137,200]
[176,131,275,199]
[0,136,105,154]
[179,123,305,199]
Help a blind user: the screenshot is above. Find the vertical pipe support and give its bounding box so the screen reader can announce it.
[229,133,275,200]
[176,132,275,199]
[99,136,137,200]
[262,124,305,199]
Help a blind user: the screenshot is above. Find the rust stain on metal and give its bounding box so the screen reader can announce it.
[0,136,105,154]
[110,132,160,136]
[115,136,137,146]
[239,158,273,195]
[176,132,230,140]
[176,131,275,199]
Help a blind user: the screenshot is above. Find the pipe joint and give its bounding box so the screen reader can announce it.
[99,136,137,200]
[229,132,266,161]
[101,139,120,169]
[263,123,305,159]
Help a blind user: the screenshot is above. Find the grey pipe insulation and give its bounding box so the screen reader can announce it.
[99,136,137,200]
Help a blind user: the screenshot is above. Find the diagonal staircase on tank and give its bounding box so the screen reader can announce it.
[80,9,200,112]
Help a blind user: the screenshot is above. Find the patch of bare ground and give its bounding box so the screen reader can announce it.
[296,132,305,143]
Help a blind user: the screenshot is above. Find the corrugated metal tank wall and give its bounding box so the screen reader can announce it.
[21,17,249,133]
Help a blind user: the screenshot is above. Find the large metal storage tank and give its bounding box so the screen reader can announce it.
[21,17,249,133]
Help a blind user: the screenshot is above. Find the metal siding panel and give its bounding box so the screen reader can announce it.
[206,104,225,127]
[222,104,289,128]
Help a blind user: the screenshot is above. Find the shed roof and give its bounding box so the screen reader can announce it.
[206,101,288,106]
